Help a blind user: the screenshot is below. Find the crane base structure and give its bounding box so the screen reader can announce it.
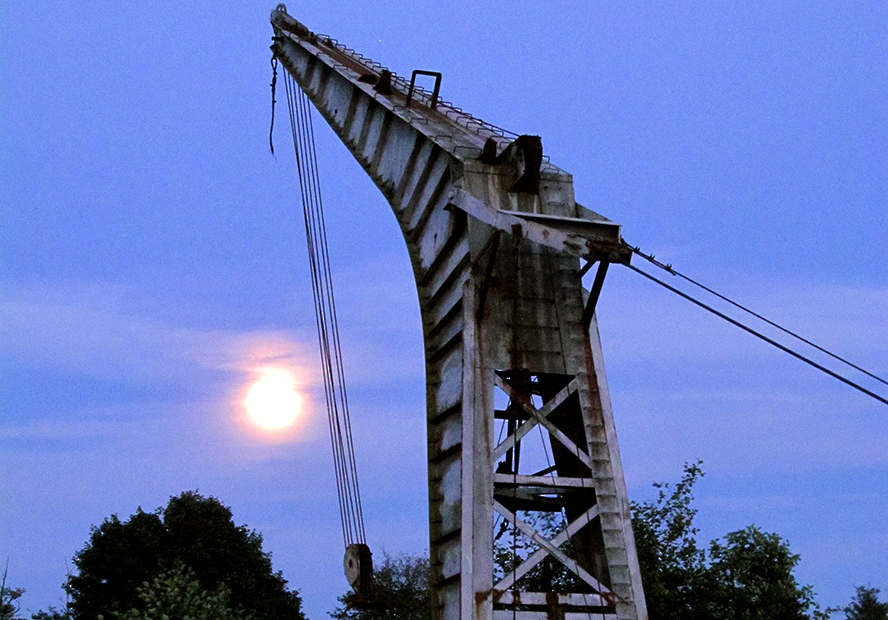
[271,6,647,620]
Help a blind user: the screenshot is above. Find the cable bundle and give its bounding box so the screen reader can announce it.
[284,72,366,547]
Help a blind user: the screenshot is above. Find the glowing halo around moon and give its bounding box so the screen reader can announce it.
[244,370,302,430]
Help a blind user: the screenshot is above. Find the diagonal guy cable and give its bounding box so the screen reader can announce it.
[627,263,888,407]
[631,246,888,388]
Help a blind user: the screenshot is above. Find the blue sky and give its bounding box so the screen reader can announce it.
[1,2,886,618]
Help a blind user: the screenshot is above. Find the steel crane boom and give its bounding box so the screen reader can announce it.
[271,5,647,619]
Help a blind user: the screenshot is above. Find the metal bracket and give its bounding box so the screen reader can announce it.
[582,261,610,328]
[406,70,442,109]
[447,188,631,264]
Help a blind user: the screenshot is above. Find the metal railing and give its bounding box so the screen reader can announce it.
[312,34,560,172]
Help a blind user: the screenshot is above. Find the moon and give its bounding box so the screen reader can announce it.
[244,371,302,429]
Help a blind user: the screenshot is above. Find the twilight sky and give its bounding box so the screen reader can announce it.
[1,2,886,618]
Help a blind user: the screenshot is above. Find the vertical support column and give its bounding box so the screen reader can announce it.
[460,279,494,620]
[584,316,648,620]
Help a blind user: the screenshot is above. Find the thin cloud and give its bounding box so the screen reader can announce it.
[598,273,887,378]
[0,282,318,387]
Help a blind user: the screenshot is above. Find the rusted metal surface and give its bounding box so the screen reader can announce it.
[270,6,647,619]
[447,189,629,264]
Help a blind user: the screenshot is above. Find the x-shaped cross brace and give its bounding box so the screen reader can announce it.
[493,500,609,596]
[492,375,611,597]
[492,376,590,470]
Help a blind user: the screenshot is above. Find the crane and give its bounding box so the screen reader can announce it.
[271,5,648,619]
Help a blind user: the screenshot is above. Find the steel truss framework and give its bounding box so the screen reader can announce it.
[492,373,610,604]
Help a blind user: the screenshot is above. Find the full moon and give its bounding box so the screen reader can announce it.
[244,371,302,429]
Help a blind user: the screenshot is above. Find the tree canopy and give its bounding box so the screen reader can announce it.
[631,461,824,620]
[631,461,707,618]
[66,491,304,620]
[110,562,248,620]
[702,526,818,620]
[1,565,25,620]
[831,587,888,620]
[330,553,430,620]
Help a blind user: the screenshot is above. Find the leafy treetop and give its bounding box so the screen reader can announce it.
[330,553,430,620]
[66,491,304,620]
[631,461,825,620]
[830,587,888,620]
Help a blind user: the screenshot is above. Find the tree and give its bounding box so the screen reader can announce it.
[702,526,819,620]
[630,461,707,620]
[30,609,70,620]
[66,491,304,620]
[330,553,430,620]
[1,561,25,620]
[111,562,249,620]
[631,462,824,620]
[831,587,888,620]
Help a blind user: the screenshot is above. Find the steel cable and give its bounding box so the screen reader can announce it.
[284,71,366,547]
[302,89,367,543]
[627,263,888,407]
[630,247,888,389]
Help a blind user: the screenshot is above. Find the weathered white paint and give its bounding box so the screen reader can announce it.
[271,6,647,619]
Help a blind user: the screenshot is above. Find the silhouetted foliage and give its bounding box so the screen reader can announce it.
[0,588,23,620]
[110,562,249,620]
[631,461,707,618]
[30,609,70,620]
[330,553,430,620]
[1,562,71,620]
[1,562,25,620]
[702,525,819,620]
[830,587,888,620]
[631,461,825,620]
[67,491,304,620]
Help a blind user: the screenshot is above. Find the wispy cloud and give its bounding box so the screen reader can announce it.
[598,271,887,387]
[0,281,336,470]
[0,281,317,386]
[597,273,888,502]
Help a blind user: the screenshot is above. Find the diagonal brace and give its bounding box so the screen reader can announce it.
[494,502,602,592]
[493,377,578,462]
[493,501,609,595]
[493,377,592,470]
